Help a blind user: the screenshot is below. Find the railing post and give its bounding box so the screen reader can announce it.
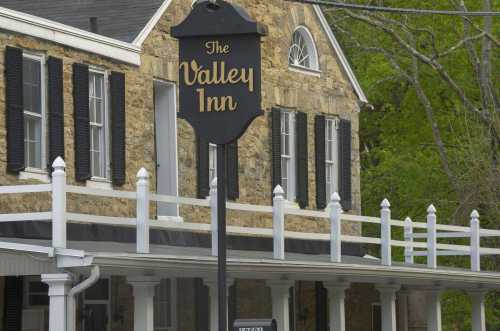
[52,157,67,249]
[470,210,480,272]
[380,199,391,266]
[404,217,414,264]
[427,204,437,268]
[330,192,342,263]
[210,177,218,257]
[136,168,150,254]
[273,185,285,260]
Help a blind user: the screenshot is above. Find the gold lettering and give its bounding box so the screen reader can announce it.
[227,68,240,84]
[221,96,238,111]
[197,88,205,112]
[241,68,254,92]
[205,40,230,55]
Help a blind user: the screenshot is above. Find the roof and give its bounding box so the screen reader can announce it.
[0,0,165,42]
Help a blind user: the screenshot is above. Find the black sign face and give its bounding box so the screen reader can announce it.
[233,319,277,331]
[171,0,266,144]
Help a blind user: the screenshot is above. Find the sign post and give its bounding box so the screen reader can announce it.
[172,1,266,330]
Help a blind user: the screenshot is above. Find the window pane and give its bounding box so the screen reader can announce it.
[23,58,41,114]
[89,98,96,122]
[85,279,109,300]
[95,74,103,98]
[95,99,103,124]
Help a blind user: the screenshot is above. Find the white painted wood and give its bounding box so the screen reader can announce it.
[0,212,51,222]
[470,210,481,272]
[273,185,285,260]
[127,276,160,331]
[67,265,100,331]
[376,284,400,331]
[425,289,442,331]
[41,273,72,331]
[324,281,350,331]
[136,168,150,254]
[380,199,391,266]
[154,81,179,218]
[0,250,56,276]
[404,218,414,264]
[151,194,210,207]
[330,192,342,263]
[51,157,66,249]
[469,290,487,331]
[133,0,173,46]
[427,205,437,268]
[0,184,51,193]
[267,280,294,331]
[0,6,140,65]
[204,278,234,331]
[66,185,136,199]
[227,201,273,213]
[210,178,218,257]
[67,213,137,227]
[435,232,471,238]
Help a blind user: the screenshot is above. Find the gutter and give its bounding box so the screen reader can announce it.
[67,265,100,331]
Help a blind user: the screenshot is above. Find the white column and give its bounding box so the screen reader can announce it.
[273,185,285,260]
[267,280,294,331]
[425,288,442,331]
[376,285,400,331]
[329,192,342,263]
[42,273,72,331]
[136,168,150,253]
[470,290,487,331]
[324,281,350,331]
[51,157,67,248]
[204,278,235,331]
[127,276,160,331]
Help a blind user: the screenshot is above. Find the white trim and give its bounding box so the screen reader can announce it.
[0,6,141,66]
[288,64,321,77]
[289,25,320,71]
[19,169,50,183]
[313,5,368,104]
[133,0,173,46]
[86,179,113,190]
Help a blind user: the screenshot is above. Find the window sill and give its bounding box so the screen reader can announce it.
[288,64,321,77]
[86,178,112,190]
[284,200,300,210]
[157,215,184,223]
[19,169,50,183]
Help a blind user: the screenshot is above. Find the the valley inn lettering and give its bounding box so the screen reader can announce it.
[179,40,254,113]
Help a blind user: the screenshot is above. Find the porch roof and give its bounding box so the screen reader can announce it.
[2,237,499,291]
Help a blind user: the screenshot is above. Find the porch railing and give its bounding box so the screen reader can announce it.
[1,157,500,272]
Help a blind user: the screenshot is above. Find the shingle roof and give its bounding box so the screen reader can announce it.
[0,0,165,43]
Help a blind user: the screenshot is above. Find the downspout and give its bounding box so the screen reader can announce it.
[67,265,100,331]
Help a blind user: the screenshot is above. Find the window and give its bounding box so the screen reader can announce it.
[209,143,217,186]
[372,303,381,331]
[281,111,296,200]
[24,276,49,307]
[83,278,110,331]
[23,54,46,170]
[288,26,319,71]
[325,118,339,200]
[89,69,110,179]
[154,279,176,331]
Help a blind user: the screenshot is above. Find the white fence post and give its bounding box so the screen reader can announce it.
[136,168,150,254]
[273,185,285,260]
[380,199,391,266]
[427,204,437,269]
[52,157,67,249]
[404,217,414,264]
[330,192,342,263]
[470,210,480,272]
[210,177,218,257]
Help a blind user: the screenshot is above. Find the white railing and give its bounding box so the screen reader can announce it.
[1,157,500,272]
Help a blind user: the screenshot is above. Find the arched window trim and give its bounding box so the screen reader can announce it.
[288,25,320,74]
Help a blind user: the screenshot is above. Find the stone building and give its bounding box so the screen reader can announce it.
[0,1,496,331]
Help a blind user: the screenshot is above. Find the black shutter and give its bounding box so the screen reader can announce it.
[47,57,65,169]
[197,137,210,198]
[295,111,308,209]
[4,276,23,331]
[5,46,24,173]
[194,278,209,331]
[338,119,352,210]
[110,71,126,186]
[271,108,281,192]
[227,141,239,200]
[315,282,327,331]
[315,115,326,209]
[72,63,91,181]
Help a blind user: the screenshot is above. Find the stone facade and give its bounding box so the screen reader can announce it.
[0,1,372,331]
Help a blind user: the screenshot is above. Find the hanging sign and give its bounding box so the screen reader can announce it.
[171,0,267,144]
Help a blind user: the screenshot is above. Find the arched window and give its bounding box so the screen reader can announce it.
[288,26,319,71]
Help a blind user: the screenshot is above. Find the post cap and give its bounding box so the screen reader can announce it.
[52,156,66,169]
[273,184,285,196]
[210,177,217,189]
[331,192,341,203]
[137,167,149,179]
[381,198,391,208]
[471,209,480,219]
[427,204,436,213]
[404,217,412,223]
